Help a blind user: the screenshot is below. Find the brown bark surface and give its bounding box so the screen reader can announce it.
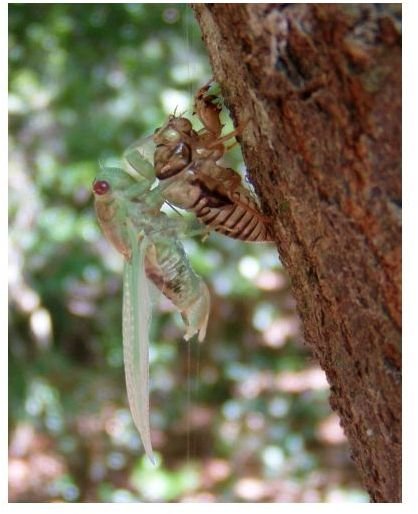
[193,3,401,503]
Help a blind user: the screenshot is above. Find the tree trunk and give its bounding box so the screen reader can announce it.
[193,3,401,503]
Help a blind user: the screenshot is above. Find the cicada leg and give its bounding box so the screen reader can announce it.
[193,78,223,138]
[205,118,248,151]
[200,226,211,243]
[194,79,248,149]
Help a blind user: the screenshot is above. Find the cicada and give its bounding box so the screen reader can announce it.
[125,80,273,242]
[93,160,209,462]
[94,81,272,462]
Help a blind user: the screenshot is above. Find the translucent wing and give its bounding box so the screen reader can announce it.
[123,135,156,182]
[122,231,155,464]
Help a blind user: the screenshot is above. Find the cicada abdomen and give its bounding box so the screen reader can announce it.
[156,160,273,242]
[144,237,210,342]
[190,181,273,242]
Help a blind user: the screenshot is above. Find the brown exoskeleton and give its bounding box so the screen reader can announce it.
[151,80,273,242]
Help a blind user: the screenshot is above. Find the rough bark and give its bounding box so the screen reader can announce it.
[193,3,401,503]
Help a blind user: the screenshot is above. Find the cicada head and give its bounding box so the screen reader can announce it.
[92,166,150,211]
[169,116,193,136]
[153,116,193,146]
[93,166,144,202]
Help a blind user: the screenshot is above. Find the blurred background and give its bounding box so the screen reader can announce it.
[8,4,368,503]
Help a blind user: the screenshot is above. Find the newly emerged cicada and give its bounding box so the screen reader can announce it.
[125,80,273,242]
[93,81,273,463]
[93,160,209,462]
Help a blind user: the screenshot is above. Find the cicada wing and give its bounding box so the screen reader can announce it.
[122,234,155,464]
[123,135,156,182]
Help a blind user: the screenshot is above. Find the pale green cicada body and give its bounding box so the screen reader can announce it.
[94,82,272,462]
[93,156,210,463]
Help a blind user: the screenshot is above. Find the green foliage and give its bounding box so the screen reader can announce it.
[8,4,367,503]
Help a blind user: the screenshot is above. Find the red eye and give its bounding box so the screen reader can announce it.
[93,180,110,195]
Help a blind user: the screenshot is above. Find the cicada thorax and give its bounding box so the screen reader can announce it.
[153,116,273,243]
[154,141,191,179]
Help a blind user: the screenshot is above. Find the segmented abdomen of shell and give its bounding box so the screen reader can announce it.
[191,188,273,242]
